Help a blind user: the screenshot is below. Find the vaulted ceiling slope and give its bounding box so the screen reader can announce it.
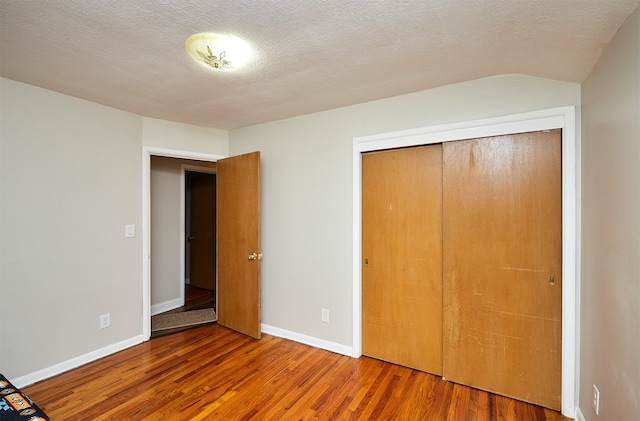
[1,1,637,130]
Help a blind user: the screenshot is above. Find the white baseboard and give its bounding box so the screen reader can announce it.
[151,297,183,316]
[575,407,586,421]
[11,335,144,389]
[261,324,353,357]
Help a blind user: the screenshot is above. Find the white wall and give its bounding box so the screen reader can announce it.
[0,78,229,383]
[150,156,184,312]
[230,74,581,348]
[142,117,228,156]
[0,78,143,379]
[580,6,639,420]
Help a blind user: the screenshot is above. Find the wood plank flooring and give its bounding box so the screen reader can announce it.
[23,325,571,420]
[175,284,216,313]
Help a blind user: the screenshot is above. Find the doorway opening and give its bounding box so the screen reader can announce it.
[184,169,217,311]
[148,158,219,338]
[143,148,225,340]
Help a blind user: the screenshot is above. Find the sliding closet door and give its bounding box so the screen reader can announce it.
[442,130,562,409]
[362,144,443,375]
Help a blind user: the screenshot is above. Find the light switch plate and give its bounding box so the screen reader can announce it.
[125,224,135,238]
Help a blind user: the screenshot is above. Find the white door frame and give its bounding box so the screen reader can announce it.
[142,147,225,340]
[352,106,578,417]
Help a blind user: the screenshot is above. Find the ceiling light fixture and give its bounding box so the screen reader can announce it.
[185,33,252,71]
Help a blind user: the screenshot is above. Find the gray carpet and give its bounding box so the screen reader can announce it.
[152,308,217,332]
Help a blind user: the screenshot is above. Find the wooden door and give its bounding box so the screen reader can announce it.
[442,130,562,409]
[362,145,443,374]
[217,152,262,339]
[189,172,216,290]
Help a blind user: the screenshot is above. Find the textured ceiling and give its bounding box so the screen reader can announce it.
[1,0,637,130]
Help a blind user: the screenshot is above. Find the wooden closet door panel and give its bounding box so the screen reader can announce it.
[442,130,562,409]
[362,144,443,375]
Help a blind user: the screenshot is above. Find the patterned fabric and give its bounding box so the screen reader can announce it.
[0,374,50,421]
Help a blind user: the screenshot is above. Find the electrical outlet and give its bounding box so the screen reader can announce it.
[321,309,329,323]
[100,313,111,329]
[592,384,600,415]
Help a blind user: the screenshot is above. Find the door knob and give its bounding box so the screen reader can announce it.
[188,236,196,241]
[248,252,263,261]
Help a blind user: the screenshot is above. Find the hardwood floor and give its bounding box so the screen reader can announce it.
[24,325,571,420]
[175,284,216,313]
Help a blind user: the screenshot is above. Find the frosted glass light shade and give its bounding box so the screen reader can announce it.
[185,33,252,70]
